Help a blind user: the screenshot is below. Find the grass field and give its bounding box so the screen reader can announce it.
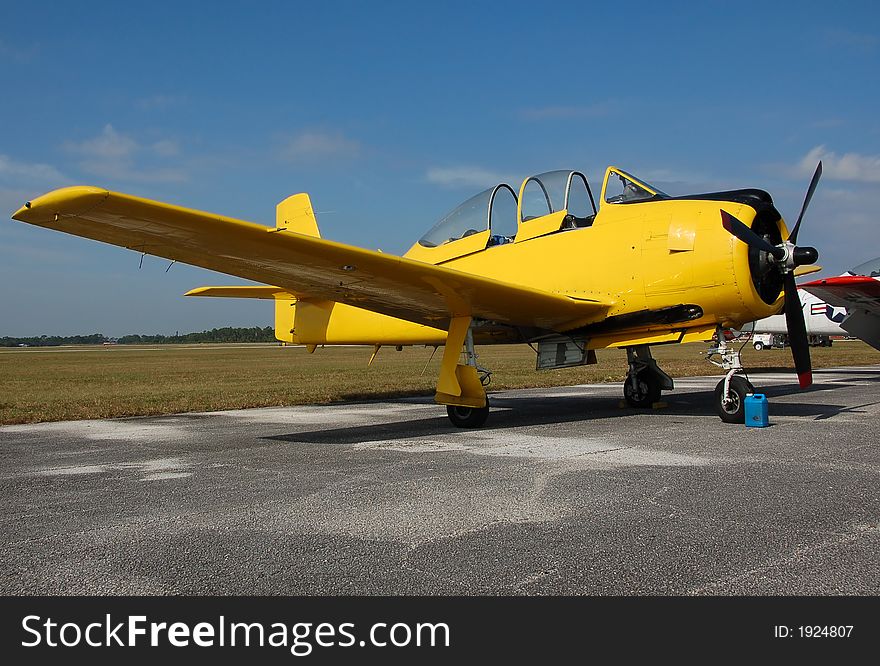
[1,340,877,425]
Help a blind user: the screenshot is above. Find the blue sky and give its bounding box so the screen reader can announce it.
[2,0,879,335]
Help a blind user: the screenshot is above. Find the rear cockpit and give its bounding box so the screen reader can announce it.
[415,183,519,249]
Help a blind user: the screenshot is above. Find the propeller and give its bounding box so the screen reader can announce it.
[788,161,822,244]
[720,161,822,388]
[783,271,812,388]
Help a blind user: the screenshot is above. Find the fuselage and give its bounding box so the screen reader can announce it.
[288,169,789,349]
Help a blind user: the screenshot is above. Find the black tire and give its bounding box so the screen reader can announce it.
[754,341,764,351]
[714,375,754,424]
[446,403,489,428]
[623,372,662,408]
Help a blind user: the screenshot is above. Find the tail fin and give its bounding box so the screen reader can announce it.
[276,193,320,237]
[185,286,297,343]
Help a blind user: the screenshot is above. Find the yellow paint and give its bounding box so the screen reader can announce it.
[291,299,446,346]
[403,228,490,265]
[12,167,795,409]
[185,285,291,300]
[435,365,486,408]
[275,192,320,237]
[514,211,569,243]
[433,317,487,407]
[437,316,471,396]
[274,297,297,344]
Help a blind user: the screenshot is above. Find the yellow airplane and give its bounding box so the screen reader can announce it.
[11,164,822,427]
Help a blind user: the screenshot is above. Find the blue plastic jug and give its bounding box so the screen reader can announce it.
[744,393,769,427]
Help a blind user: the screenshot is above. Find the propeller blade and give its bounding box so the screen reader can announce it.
[783,272,812,388]
[720,210,785,260]
[788,161,822,244]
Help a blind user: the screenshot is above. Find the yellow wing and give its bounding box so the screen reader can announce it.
[12,186,609,332]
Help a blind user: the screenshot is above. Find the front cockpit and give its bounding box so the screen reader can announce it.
[405,166,666,263]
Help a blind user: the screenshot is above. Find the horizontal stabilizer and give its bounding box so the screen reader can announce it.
[186,286,295,300]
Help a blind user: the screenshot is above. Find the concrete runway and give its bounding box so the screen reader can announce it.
[2,366,879,595]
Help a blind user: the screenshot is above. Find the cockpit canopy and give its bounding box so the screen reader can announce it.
[410,166,665,262]
[417,169,598,249]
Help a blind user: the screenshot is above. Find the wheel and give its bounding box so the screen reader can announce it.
[623,371,662,408]
[446,403,489,428]
[714,375,754,424]
[753,341,764,351]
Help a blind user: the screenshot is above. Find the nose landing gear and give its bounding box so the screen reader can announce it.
[707,326,755,423]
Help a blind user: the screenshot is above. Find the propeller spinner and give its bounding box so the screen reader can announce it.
[721,162,822,388]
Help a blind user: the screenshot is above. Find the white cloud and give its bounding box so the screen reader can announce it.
[151,139,179,157]
[426,166,518,189]
[63,124,186,183]
[797,145,880,184]
[0,155,67,184]
[134,94,186,111]
[66,124,137,160]
[519,101,616,121]
[279,131,361,162]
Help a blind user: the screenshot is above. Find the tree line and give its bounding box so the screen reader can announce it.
[1,326,277,347]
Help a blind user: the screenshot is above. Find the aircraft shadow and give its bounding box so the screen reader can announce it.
[264,380,876,445]
[265,396,624,445]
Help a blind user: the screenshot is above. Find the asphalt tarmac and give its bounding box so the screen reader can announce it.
[2,366,879,595]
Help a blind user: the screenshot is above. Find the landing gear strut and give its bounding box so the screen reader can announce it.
[623,345,674,408]
[707,326,755,423]
[437,319,492,428]
[446,328,491,428]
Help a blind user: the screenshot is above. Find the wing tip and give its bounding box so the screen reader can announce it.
[11,186,110,224]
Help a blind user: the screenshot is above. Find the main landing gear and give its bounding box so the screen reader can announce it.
[436,318,492,428]
[446,332,492,428]
[623,345,674,408]
[707,326,754,424]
